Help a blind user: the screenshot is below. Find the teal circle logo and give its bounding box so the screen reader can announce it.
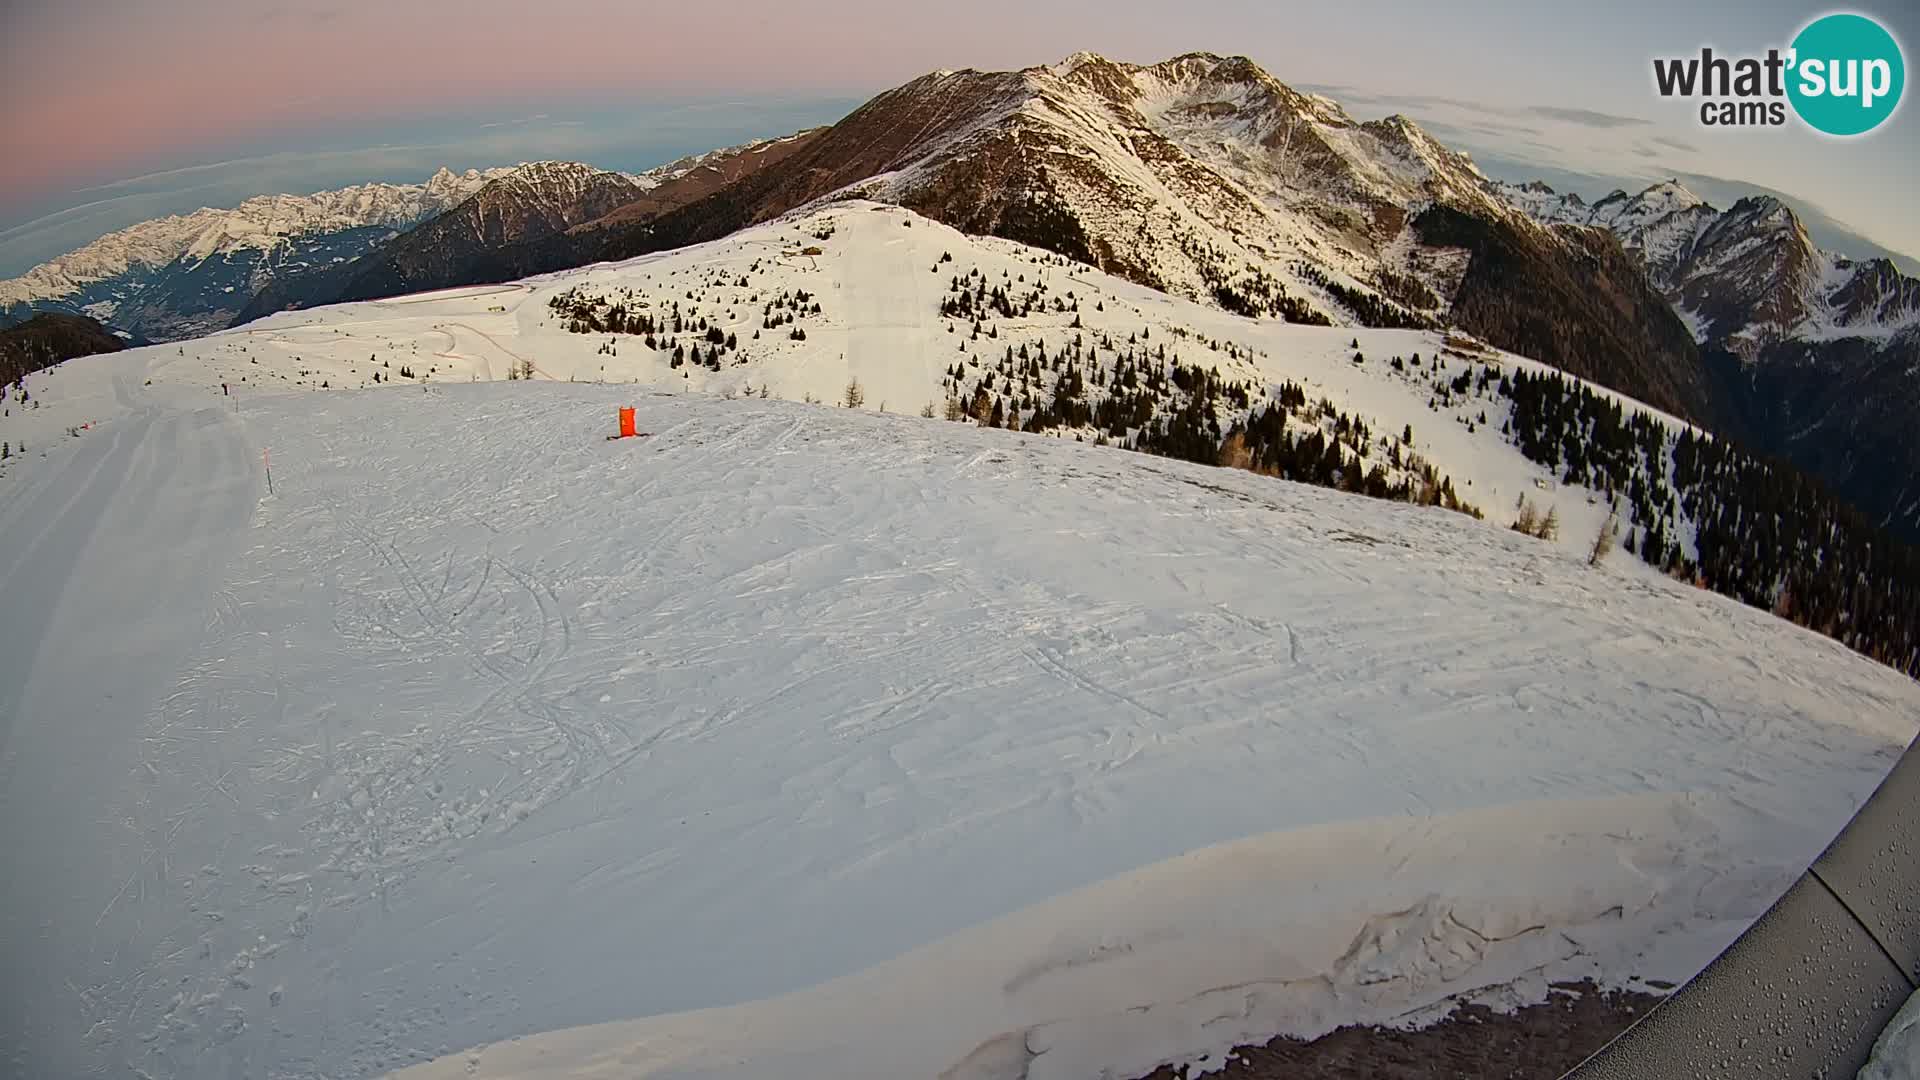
[1787,13,1905,136]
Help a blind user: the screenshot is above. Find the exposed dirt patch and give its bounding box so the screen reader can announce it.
[1134,981,1661,1080]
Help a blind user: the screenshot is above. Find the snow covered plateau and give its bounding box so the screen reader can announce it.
[0,203,1914,1080]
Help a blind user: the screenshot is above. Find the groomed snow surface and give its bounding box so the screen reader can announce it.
[2,206,1917,1080]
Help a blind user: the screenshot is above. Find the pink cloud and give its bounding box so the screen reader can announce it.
[0,0,1092,207]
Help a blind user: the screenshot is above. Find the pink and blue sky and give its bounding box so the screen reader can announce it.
[2,0,1915,274]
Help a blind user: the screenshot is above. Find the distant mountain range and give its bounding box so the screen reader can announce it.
[227,160,647,322]
[232,134,821,321]
[1501,178,1920,540]
[1501,179,1920,350]
[0,139,827,346]
[6,50,1919,539]
[0,168,517,340]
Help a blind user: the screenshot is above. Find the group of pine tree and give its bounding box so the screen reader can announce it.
[928,316,1478,520]
[1501,367,1919,675]
[548,276,819,373]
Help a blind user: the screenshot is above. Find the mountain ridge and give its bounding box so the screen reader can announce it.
[1500,177,1920,348]
[1500,175,1920,539]
[231,135,823,323]
[0,169,509,301]
[422,51,1710,425]
[328,162,652,302]
[0,163,634,341]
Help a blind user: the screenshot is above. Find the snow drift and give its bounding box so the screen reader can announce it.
[388,792,1806,1080]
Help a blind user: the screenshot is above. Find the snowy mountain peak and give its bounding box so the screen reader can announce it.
[311,162,648,305]
[422,165,509,205]
[1357,112,1491,198]
[1580,182,1710,234]
[1500,172,1920,351]
[0,162,657,341]
[1051,49,1118,76]
[845,48,1514,293]
[1718,194,1809,250]
[459,162,641,220]
[1147,52,1287,96]
[1639,178,1706,212]
[493,160,606,184]
[0,167,514,312]
[1125,51,1356,129]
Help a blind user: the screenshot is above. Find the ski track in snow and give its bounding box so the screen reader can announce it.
[0,358,260,1079]
[0,205,1915,1080]
[1,382,1912,1079]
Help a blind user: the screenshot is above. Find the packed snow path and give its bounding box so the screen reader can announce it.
[0,361,259,1077]
[0,377,1914,1079]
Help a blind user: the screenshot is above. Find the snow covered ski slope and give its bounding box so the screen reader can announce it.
[0,357,263,1076]
[0,203,1915,1080]
[2,375,1915,1079]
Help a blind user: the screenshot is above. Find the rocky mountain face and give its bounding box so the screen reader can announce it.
[0,313,127,389]
[234,138,816,323]
[573,130,827,234]
[0,168,510,340]
[532,52,1709,422]
[1503,179,1920,349]
[1503,178,1920,540]
[329,162,649,302]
